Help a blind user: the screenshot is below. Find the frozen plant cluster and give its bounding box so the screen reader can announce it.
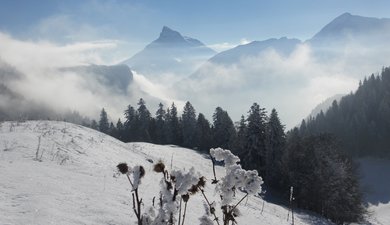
[210,148,263,205]
[148,167,201,224]
[171,167,200,195]
[117,161,203,225]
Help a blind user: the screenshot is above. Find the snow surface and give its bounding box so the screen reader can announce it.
[358,158,390,225]
[0,120,334,225]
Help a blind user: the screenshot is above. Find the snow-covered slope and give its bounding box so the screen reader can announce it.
[0,120,333,225]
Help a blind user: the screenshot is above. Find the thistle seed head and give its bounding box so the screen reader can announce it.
[182,194,190,202]
[188,185,198,195]
[197,176,206,188]
[139,165,145,178]
[153,161,165,173]
[117,163,129,174]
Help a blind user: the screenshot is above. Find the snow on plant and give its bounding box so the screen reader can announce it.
[116,161,203,225]
[116,148,263,225]
[204,148,263,225]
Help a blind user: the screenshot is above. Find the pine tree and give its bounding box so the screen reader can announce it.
[90,119,98,130]
[124,105,136,142]
[195,113,212,152]
[181,101,197,148]
[239,103,267,176]
[136,98,151,142]
[108,122,117,138]
[233,115,247,156]
[99,108,110,134]
[116,119,124,141]
[212,107,236,150]
[155,103,166,144]
[165,103,182,145]
[265,109,285,189]
[282,133,366,224]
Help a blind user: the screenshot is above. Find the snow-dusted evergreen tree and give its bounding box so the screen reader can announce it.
[136,98,152,142]
[212,107,236,150]
[155,103,167,144]
[98,108,110,134]
[265,108,285,188]
[124,104,136,142]
[233,115,247,156]
[195,113,212,152]
[239,103,267,176]
[165,103,182,145]
[181,101,197,148]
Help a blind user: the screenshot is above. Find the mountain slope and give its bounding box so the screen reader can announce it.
[0,120,334,225]
[208,37,301,65]
[122,26,216,78]
[63,64,134,95]
[309,12,390,47]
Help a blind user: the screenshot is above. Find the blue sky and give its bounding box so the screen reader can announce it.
[1,0,390,56]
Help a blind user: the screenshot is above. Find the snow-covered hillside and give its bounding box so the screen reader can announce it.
[0,120,334,225]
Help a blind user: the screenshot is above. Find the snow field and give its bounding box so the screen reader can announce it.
[0,121,334,225]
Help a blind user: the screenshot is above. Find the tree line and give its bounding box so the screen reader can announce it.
[92,98,365,224]
[299,67,390,157]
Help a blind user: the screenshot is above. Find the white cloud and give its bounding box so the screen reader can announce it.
[240,38,251,45]
[208,42,237,52]
[209,38,253,52]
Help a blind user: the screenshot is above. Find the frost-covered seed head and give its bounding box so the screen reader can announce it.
[117,163,128,174]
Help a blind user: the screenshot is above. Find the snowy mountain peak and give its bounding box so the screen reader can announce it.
[121,26,216,77]
[157,26,186,43]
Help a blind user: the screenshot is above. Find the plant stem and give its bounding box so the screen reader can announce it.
[199,187,221,225]
[181,201,188,225]
[229,193,248,214]
[210,155,218,183]
[178,198,182,225]
[126,174,134,189]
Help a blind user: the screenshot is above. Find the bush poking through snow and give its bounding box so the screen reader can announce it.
[116,147,263,225]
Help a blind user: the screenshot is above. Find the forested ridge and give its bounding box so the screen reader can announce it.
[300,67,390,157]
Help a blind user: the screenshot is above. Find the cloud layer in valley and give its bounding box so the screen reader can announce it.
[0,32,180,122]
[177,42,389,128]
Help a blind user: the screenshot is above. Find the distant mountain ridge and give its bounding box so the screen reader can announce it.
[209,37,301,65]
[309,12,390,46]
